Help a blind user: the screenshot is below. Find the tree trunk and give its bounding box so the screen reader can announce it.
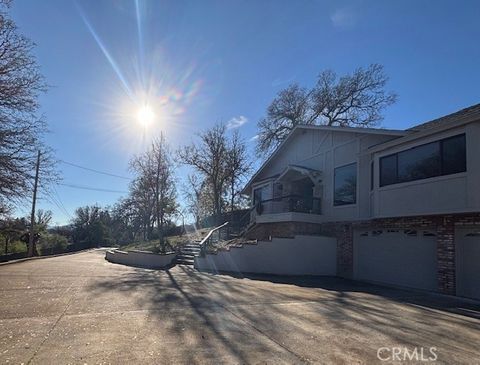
[28,150,41,257]
[155,176,164,252]
[213,186,222,225]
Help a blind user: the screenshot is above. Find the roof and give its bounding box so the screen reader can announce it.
[243,102,480,194]
[408,103,480,132]
[369,103,480,153]
[296,124,407,136]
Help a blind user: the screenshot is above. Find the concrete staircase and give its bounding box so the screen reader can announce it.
[176,241,202,266]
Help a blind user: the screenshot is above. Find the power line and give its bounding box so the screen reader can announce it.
[60,160,132,180]
[59,182,128,194]
[52,186,72,219]
[45,193,72,220]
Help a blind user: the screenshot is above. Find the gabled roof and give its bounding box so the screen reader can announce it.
[242,124,406,194]
[408,103,480,132]
[243,102,480,195]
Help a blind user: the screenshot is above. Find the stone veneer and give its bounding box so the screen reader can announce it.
[245,213,480,296]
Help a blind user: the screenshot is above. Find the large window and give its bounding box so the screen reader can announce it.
[334,163,357,206]
[380,134,466,187]
[397,141,441,182]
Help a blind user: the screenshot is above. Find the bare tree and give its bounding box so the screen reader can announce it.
[0,3,57,209]
[130,134,177,252]
[225,130,250,212]
[182,174,204,227]
[129,175,156,240]
[178,124,228,223]
[35,209,52,229]
[257,64,397,155]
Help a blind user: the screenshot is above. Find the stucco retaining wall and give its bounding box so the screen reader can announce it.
[194,235,337,276]
[105,249,176,269]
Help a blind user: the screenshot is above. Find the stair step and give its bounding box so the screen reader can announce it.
[180,248,200,252]
[181,247,201,252]
[176,258,195,265]
[177,254,195,259]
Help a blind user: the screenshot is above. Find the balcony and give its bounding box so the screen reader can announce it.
[250,195,322,224]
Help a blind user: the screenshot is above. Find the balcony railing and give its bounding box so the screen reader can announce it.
[254,194,322,216]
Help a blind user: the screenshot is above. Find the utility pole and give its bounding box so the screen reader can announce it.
[28,150,41,257]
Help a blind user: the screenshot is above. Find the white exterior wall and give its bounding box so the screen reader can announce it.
[372,124,480,218]
[251,129,397,222]
[194,235,337,276]
[105,250,176,268]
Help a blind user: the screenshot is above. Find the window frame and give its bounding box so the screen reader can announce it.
[370,160,374,191]
[379,133,466,187]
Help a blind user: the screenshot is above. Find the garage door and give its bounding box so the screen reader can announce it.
[354,229,437,291]
[456,228,480,300]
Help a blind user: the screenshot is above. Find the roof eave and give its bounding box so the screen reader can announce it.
[369,115,480,153]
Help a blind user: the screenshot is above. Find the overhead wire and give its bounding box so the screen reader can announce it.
[59,160,132,180]
[59,182,128,194]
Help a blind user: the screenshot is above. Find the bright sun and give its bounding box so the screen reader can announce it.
[136,105,155,126]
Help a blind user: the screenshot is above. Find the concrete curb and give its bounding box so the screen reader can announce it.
[0,248,103,266]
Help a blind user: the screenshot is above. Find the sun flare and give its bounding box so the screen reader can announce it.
[137,104,155,126]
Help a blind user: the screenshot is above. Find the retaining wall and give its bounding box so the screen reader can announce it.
[194,235,337,276]
[105,249,176,269]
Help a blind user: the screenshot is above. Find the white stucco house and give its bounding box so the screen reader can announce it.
[195,103,480,301]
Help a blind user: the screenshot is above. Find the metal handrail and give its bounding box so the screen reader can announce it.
[199,221,229,256]
[259,194,321,204]
[249,194,322,215]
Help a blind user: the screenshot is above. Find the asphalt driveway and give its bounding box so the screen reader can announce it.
[0,250,479,364]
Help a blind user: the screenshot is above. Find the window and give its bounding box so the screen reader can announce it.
[253,185,268,204]
[334,163,357,206]
[273,183,283,201]
[380,154,397,186]
[379,134,466,187]
[397,142,441,182]
[442,134,466,175]
[404,229,417,237]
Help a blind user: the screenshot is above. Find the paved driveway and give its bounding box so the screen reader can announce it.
[0,250,479,364]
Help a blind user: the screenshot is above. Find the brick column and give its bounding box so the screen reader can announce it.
[337,224,353,279]
[437,216,455,295]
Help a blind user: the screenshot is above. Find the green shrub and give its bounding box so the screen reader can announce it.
[0,238,27,254]
[39,233,69,255]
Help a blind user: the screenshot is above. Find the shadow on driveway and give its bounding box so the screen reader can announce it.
[85,262,480,363]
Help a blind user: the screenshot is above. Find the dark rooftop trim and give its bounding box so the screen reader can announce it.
[408,103,480,132]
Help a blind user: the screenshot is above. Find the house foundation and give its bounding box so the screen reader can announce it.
[245,212,480,296]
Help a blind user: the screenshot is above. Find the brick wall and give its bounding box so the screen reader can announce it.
[437,216,455,295]
[245,213,480,295]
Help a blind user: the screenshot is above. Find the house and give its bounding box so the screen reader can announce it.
[195,103,480,301]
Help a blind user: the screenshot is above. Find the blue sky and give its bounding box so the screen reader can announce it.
[10,0,480,225]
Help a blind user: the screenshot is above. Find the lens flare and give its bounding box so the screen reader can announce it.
[76,1,207,154]
[137,105,155,126]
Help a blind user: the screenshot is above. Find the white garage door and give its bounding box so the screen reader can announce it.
[456,228,480,300]
[354,229,437,291]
